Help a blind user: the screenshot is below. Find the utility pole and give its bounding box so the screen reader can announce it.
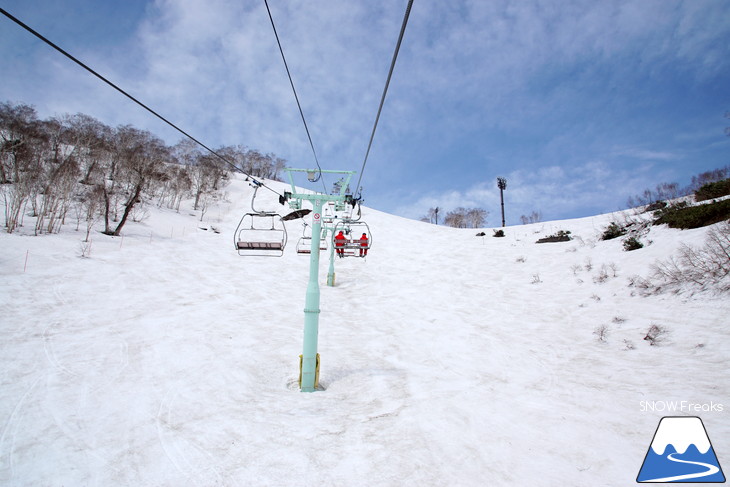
[497,177,507,227]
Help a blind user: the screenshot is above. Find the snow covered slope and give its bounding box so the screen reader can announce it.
[1,173,728,486]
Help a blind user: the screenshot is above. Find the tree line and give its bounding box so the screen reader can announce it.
[625,166,730,210]
[420,206,489,228]
[0,101,286,236]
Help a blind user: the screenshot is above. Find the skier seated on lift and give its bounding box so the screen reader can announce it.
[359,232,369,257]
[335,230,346,258]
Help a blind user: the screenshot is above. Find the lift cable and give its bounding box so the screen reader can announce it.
[354,0,413,198]
[0,7,285,199]
[263,0,327,195]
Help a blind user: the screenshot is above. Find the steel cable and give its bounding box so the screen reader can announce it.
[354,0,414,197]
[263,0,327,194]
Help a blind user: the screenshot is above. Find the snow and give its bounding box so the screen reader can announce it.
[1,173,729,486]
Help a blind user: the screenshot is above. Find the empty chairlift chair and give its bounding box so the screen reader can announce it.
[295,222,328,255]
[295,237,329,254]
[234,183,288,257]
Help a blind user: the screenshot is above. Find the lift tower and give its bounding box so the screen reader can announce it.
[284,168,355,392]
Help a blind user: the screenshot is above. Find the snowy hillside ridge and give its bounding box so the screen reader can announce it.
[650,417,712,455]
[1,172,729,486]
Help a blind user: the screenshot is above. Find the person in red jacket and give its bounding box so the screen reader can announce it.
[359,232,369,257]
[335,230,346,258]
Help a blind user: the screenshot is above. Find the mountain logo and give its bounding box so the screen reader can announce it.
[637,416,725,483]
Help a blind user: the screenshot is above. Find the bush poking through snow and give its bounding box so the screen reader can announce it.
[593,265,610,283]
[654,199,730,229]
[645,201,668,213]
[694,178,730,202]
[602,222,627,240]
[593,325,609,342]
[536,230,572,243]
[644,324,667,346]
[649,221,730,293]
[628,275,652,289]
[623,236,644,251]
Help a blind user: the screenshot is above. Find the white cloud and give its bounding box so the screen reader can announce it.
[613,148,680,161]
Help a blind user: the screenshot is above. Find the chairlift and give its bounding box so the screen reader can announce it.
[234,183,287,257]
[296,223,328,254]
[323,201,336,224]
[332,219,372,258]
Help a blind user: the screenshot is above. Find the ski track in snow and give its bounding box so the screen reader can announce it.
[156,384,227,486]
[0,375,42,479]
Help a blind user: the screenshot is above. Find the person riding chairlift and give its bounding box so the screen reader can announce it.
[359,232,369,257]
[335,230,346,258]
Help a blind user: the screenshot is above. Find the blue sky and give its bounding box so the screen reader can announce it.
[1,0,729,224]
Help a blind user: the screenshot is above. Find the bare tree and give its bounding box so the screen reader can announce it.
[34,117,95,234]
[443,207,488,228]
[157,164,191,211]
[655,182,680,201]
[104,126,168,236]
[520,210,542,225]
[444,207,467,228]
[77,184,104,241]
[0,102,46,233]
[64,113,113,186]
[190,152,229,211]
[689,166,730,193]
[35,154,80,234]
[465,208,488,228]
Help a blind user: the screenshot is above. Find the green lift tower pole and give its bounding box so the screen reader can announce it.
[301,197,324,392]
[285,168,355,392]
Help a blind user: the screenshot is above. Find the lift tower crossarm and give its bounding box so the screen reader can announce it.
[285,168,356,199]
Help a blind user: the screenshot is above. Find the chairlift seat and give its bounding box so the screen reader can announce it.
[341,239,370,249]
[237,241,284,250]
[296,236,328,254]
